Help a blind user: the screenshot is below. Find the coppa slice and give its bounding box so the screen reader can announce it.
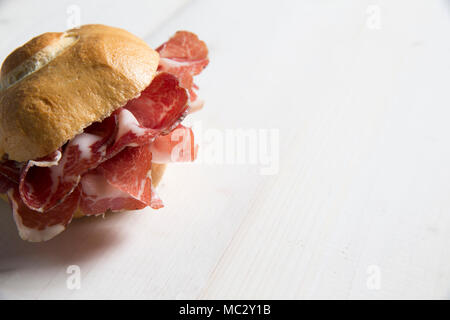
[18,116,115,213]
[157,31,209,106]
[19,132,109,212]
[8,187,80,242]
[78,170,155,216]
[98,144,158,208]
[123,72,190,133]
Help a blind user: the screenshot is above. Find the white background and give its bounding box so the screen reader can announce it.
[0,0,449,299]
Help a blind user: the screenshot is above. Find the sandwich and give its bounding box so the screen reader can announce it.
[0,24,209,242]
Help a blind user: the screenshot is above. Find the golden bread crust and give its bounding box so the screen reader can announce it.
[0,24,159,162]
[0,32,63,78]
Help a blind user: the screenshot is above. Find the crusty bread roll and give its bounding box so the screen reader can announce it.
[0,24,159,162]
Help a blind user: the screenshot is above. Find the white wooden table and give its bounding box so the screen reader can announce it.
[0,0,449,299]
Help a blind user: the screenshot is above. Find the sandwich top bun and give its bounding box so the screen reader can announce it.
[0,24,160,162]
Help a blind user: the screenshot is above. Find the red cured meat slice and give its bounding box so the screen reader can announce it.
[158,58,209,97]
[123,72,189,133]
[156,31,208,60]
[151,124,197,163]
[8,186,80,242]
[98,144,160,208]
[107,108,159,156]
[157,31,209,106]
[78,170,161,216]
[19,131,110,212]
[107,72,189,156]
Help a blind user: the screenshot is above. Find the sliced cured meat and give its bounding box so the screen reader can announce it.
[158,57,209,97]
[108,72,189,155]
[157,31,209,106]
[78,170,162,215]
[156,31,208,60]
[107,108,159,155]
[17,150,63,211]
[99,144,157,207]
[19,129,111,212]
[151,124,197,163]
[8,186,80,242]
[123,72,189,133]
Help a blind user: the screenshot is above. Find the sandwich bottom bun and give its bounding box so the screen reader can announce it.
[0,163,166,218]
